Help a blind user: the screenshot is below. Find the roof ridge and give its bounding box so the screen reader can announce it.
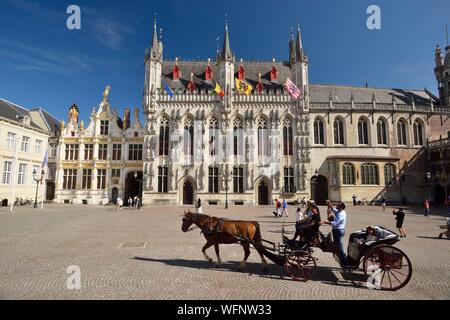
[310,84,427,92]
[0,98,30,112]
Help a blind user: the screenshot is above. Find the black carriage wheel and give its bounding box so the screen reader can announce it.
[363,245,412,291]
[284,250,316,282]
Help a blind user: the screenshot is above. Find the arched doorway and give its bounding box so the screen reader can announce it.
[125,171,142,205]
[433,184,446,205]
[311,175,328,205]
[46,182,55,201]
[183,180,194,205]
[111,188,119,204]
[257,178,270,205]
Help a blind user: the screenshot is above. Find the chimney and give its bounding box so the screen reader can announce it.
[123,108,130,129]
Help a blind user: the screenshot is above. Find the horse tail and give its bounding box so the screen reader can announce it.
[252,222,264,253]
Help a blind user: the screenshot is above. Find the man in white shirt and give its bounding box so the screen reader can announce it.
[324,200,348,267]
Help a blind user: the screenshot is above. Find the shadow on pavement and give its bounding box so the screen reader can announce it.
[132,256,368,286]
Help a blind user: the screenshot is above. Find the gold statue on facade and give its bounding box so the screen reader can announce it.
[68,104,79,123]
[103,85,111,100]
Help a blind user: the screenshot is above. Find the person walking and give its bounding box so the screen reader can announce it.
[393,208,407,238]
[323,200,348,267]
[282,199,289,218]
[196,198,203,214]
[128,197,133,208]
[116,197,123,211]
[381,196,386,211]
[424,199,430,217]
[352,194,357,206]
[273,199,279,217]
[300,197,306,209]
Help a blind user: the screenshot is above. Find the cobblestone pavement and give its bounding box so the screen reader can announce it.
[0,203,449,300]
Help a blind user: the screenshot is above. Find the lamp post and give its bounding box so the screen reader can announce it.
[222,170,232,209]
[425,171,432,201]
[134,171,143,209]
[32,169,43,209]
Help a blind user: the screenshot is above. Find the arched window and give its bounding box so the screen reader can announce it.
[233,117,243,157]
[342,163,355,185]
[183,117,194,158]
[159,117,170,156]
[257,117,268,156]
[397,119,408,146]
[358,118,369,145]
[333,118,345,145]
[377,118,388,145]
[384,164,396,186]
[209,117,219,156]
[361,163,379,185]
[313,118,325,145]
[413,119,424,146]
[283,118,293,155]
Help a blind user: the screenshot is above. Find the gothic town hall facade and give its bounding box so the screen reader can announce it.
[55,22,450,206]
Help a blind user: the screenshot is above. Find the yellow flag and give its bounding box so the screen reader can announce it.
[235,78,253,95]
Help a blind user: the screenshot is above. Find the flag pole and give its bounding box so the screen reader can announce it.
[40,170,46,211]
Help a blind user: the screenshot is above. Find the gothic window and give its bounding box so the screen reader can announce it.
[384,164,396,186]
[209,117,219,156]
[413,119,424,146]
[97,169,106,189]
[284,167,295,193]
[257,117,268,156]
[159,117,170,156]
[128,144,143,161]
[112,144,122,160]
[342,163,355,185]
[100,120,109,135]
[84,144,93,160]
[98,144,108,160]
[233,166,244,193]
[283,118,293,156]
[233,118,243,157]
[313,118,325,145]
[63,169,77,190]
[82,169,92,189]
[361,163,379,185]
[184,117,194,157]
[377,118,388,145]
[397,119,408,146]
[158,166,168,192]
[208,166,219,193]
[358,118,369,145]
[333,118,345,145]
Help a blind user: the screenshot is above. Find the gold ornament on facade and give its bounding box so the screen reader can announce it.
[68,104,79,123]
[103,85,111,100]
[80,120,84,130]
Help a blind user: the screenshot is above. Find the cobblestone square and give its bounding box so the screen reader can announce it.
[0,204,449,300]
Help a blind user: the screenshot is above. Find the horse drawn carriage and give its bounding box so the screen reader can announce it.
[181,211,412,291]
[260,226,412,291]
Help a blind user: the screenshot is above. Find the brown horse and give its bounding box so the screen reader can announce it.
[181,210,268,271]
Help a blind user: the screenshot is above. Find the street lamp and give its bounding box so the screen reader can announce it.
[32,169,44,209]
[134,171,143,209]
[222,170,233,209]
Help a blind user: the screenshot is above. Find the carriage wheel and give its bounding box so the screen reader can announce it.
[284,250,316,282]
[363,245,412,291]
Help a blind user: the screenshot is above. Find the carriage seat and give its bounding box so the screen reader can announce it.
[349,226,399,247]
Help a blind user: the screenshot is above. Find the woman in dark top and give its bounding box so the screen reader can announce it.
[393,208,407,238]
[292,204,321,242]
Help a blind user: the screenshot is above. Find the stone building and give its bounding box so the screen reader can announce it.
[141,22,450,206]
[427,134,450,205]
[54,90,145,205]
[0,99,59,204]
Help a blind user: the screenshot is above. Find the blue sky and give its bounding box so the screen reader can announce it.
[0,0,449,122]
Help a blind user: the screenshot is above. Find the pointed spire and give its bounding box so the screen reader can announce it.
[219,18,232,61]
[152,14,158,51]
[295,22,303,62]
[289,27,296,66]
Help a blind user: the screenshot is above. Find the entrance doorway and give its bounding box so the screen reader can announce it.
[433,184,446,205]
[311,175,328,205]
[111,187,119,204]
[125,171,142,205]
[257,180,269,205]
[183,180,194,205]
[46,181,55,201]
